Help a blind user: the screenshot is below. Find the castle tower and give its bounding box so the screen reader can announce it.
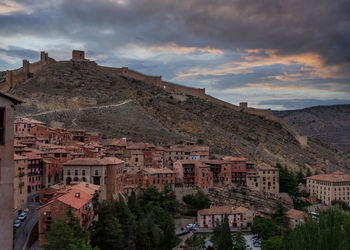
[239,102,248,109]
[72,50,85,61]
[22,59,29,78]
[5,71,13,88]
[40,51,48,63]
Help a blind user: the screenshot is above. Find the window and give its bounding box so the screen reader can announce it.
[67,169,71,175]
[82,170,86,176]
[0,108,4,145]
[75,169,78,175]
[95,169,99,176]
[54,153,60,158]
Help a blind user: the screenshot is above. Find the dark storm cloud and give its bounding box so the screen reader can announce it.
[0,46,39,60]
[260,99,350,110]
[1,0,350,65]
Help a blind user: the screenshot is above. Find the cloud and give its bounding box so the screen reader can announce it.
[0,0,349,109]
[260,99,350,110]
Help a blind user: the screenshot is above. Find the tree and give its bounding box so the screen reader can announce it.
[284,207,350,250]
[251,217,279,240]
[43,208,96,250]
[160,185,179,213]
[211,216,233,250]
[43,219,76,250]
[114,200,137,248]
[232,230,246,250]
[91,201,124,250]
[276,164,299,195]
[296,169,305,184]
[331,200,350,211]
[271,200,289,229]
[183,190,210,211]
[262,236,283,250]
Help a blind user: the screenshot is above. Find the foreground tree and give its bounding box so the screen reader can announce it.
[91,201,124,250]
[211,216,233,250]
[43,208,96,250]
[284,207,350,250]
[262,236,283,250]
[232,230,246,250]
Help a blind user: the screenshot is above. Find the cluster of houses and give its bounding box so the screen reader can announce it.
[14,116,283,216]
[15,115,350,245]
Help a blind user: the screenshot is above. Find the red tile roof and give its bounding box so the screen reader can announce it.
[307,171,350,182]
[57,188,92,209]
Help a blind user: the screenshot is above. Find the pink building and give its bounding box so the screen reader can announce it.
[0,92,22,249]
[197,206,255,228]
[39,187,96,246]
[14,117,46,134]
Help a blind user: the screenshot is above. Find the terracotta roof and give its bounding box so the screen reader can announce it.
[0,91,23,104]
[257,164,278,171]
[198,206,251,215]
[57,188,92,209]
[144,167,175,174]
[15,117,45,125]
[69,182,101,195]
[25,152,43,160]
[307,171,350,182]
[287,209,306,219]
[63,157,124,166]
[222,156,247,162]
[14,154,27,161]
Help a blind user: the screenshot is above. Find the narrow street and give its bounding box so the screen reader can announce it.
[14,201,40,250]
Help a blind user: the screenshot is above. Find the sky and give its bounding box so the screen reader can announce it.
[0,0,349,110]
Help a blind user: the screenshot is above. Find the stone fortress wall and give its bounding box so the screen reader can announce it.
[3,50,307,146]
[2,51,55,92]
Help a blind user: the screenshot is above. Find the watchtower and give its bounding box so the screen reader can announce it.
[72,50,85,61]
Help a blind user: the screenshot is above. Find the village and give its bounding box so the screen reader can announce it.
[4,109,345,250]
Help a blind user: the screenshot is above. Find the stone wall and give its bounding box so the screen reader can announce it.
[4,51,55,91]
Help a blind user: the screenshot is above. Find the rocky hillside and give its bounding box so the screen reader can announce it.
[9,60,350,173]
[275,105,350,153]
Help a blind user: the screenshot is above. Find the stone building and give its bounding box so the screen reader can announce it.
[197,206,255,228]
[38,185,97,246]
[63,157,124,202]
[307,171,350,205]
[0,92,22,250]
[26,152,43,195]
[286,209,306,229]
[164,144,209,168]
[123,167,176,193]
[246,164,279,195]
[14,154,28,215]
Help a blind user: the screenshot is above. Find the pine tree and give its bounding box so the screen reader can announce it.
[212,216,233,250]
[91,201,124,250]
[232,230,247,250]
[43,219,76,250]
[114,200,137,247]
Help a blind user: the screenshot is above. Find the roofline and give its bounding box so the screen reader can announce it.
[0,91,24,104]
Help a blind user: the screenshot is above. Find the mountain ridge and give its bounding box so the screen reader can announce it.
[7,60,350,174]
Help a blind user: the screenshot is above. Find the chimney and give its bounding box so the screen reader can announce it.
[75,192,80,198]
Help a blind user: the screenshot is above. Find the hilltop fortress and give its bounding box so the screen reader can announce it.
[2,50,307,147]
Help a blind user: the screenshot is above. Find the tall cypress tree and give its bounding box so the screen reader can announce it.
[91,201,124,250]
[212,216,233,250]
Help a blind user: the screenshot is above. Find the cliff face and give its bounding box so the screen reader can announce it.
[275,105,350,153]
[9,60,350,173]
[207,186,293,217]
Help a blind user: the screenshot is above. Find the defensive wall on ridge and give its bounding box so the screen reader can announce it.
[2,50,307,147]
[99,64,307,147]
[1,51,55,92]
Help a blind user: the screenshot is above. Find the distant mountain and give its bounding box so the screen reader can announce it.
[274,105,350,153]
[7,60,350,173]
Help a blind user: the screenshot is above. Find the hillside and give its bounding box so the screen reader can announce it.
[9,60,350,173]
[275,105,350,153]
